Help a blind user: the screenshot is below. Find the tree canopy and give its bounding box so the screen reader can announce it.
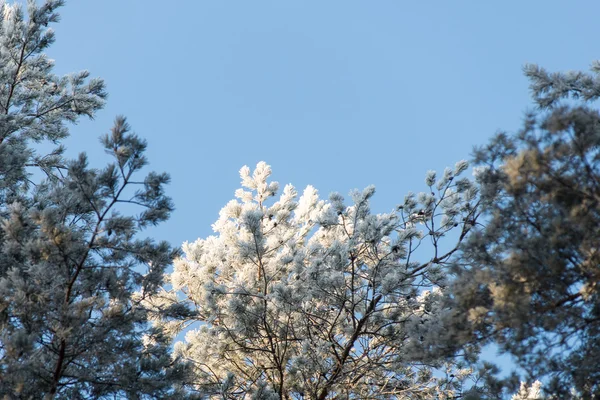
[144,160,497,399]
[450,62,600,398]
[2,1,600,399]
[0,2,188,397]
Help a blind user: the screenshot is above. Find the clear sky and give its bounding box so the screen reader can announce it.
[47,1,600,249]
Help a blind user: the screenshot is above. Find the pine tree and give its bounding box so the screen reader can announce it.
[0,0,105,202]
[449,62,600,398]
[148,161,493,399]
[0,2,189,397]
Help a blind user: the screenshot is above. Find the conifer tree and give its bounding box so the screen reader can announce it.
[0,0,105,202]
[149,161,493,399]
[0,2,189,397]
[450,62,600,398]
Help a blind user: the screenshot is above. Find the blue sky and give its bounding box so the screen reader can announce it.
[48,1,600,248]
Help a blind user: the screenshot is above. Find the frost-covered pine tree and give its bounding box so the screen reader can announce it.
[510,381,542,400]
[0,2,189,397]
[149,161,493,399]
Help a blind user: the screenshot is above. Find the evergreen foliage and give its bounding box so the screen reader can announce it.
[0,0,105,201]
[524,62,600,108]
[450,62,600,398]
[2,1,596,399]
[149,161,493,399]
[0,2,188,397]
